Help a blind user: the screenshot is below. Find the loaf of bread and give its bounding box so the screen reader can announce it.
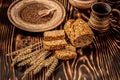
[43,39,67,50]
[44,30,65,41]
[64,19,94,48]
[54,44,77,60]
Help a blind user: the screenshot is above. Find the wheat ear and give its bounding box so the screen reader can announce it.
[30,51,48,65]
[11,49,41,66]
[17,54,38,67]
[45,57,58,78]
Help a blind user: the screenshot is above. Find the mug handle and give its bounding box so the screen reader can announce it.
[111,8,120,19]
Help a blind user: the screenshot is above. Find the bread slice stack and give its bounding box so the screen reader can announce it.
[43,30,67,50]
[43,30,77,60]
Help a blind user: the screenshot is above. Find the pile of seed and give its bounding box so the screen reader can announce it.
[20,3,53,24]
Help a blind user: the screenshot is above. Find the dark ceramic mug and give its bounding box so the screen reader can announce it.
[88,2,120,33]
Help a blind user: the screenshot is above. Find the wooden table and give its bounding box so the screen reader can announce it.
[0,0,120,80]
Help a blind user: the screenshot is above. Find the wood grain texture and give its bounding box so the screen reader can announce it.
[0,0,120,80]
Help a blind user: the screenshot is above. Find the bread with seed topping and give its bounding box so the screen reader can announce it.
[44,30,65,41]
[64,19,94,48]
[54,44,77,60]
[43,39,67,50]
[55,50,77,60]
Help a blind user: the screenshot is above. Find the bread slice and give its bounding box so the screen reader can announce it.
[44,30,65,41]
[43,39,67,50]
[65,44,76,52]
[54,44,77,60]
[54,50,77,60]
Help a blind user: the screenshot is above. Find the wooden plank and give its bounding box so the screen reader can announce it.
[0,0,120,80]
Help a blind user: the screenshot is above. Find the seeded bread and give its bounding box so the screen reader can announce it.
[64,19,94,48]
[55,50,76,60]
[65,44,76,52]
[43,39,67,50]
[44,30,65,41]
[54,44,77,60]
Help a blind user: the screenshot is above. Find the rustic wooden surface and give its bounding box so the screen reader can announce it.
[0,0,120,80]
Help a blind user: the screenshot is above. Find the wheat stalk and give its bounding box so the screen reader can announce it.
[44,56,55,67]
[45,57,58,78]
[17,54,38,67]
[23,51,47,77]
[16,49,40,62]
[30,51,48,65]
[33,56,56,75]
[7,45,32,56]
[33,62,44,75]
[13,48,32,58]
[11,49,41,66]
[7,41,42,56]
